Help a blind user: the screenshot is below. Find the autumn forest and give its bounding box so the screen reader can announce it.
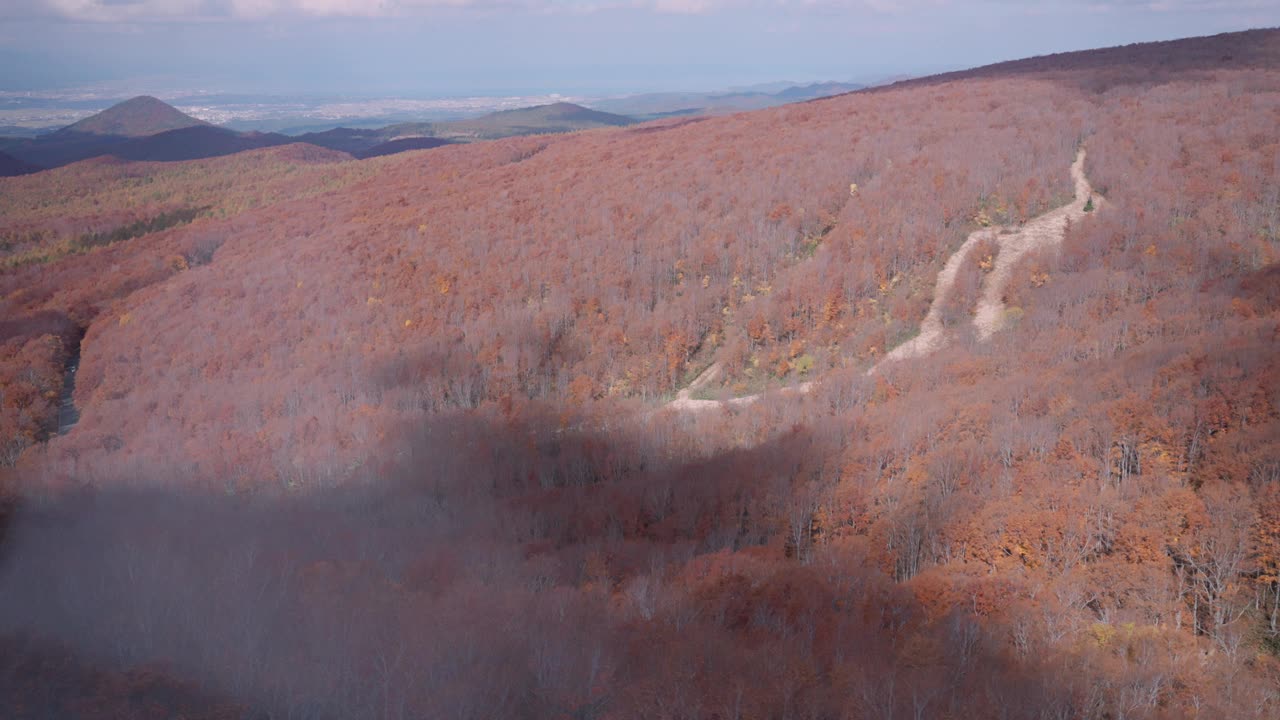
[1,28,1279,720]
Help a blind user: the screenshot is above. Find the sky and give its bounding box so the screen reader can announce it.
[1,1,1277,95]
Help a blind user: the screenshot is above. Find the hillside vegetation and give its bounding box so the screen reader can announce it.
[1,29,1278,720]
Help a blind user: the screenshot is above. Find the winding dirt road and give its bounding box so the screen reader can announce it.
[971,149,1097,339]
[666,148,1099,412]
[880,149,1096,361]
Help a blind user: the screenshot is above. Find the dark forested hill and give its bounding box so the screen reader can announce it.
[0,150,40,177]
[352,135,454,159]
[2,28,1279,720]
[109,126,296,162]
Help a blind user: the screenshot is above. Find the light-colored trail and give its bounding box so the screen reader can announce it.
[667,361,807,413]
[664,148,1100,413]
[880,149,1096,363]
[972,149,1098,340]
[666,362,736,412]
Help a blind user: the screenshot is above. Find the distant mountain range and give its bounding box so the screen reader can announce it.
[588,81,863,118]
[296,102,636,157]
[0,125,296,173]
[0,96,247,171]
[0,97,639,174]
[0,83,850,175]
[442,101,636,137]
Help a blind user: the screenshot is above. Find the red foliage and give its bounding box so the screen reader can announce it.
[0,27,1278,720]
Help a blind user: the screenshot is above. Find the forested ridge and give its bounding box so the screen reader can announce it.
[0,28,1278,719]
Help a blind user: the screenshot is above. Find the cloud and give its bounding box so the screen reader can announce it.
[4,0,885,21]
[9,0,490,22]
[6,0,1274,21]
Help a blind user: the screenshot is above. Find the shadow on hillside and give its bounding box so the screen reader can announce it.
[0,631,252,720]
[0,401,1078,719]
[0,309,78,346]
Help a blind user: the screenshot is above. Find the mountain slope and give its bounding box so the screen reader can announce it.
[54,96,208,138]
[7,29,1275,480]
[868,27,1280,94]
[2,29,1279,720]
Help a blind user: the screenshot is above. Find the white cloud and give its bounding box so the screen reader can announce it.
[0,0,837,21]
[8,0,1273,21]
[13,0,484,22]
[37,0,204,22]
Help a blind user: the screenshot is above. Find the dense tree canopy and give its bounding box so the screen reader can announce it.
[1,28,1278,720]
